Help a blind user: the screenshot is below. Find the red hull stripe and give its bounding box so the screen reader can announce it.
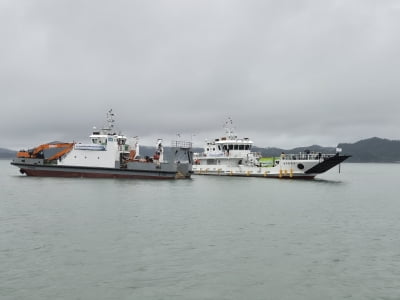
[22,168,175,179]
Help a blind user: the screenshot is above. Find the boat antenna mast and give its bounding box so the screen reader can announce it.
[224,117,237,139]
[103,109,116,134]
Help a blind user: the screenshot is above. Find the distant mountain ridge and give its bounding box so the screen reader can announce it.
[337,137,400,163]
[254,137,400,163]
[1,137,399,162]
[0,148,16,159]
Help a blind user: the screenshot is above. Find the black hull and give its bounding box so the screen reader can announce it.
[305,155,351,174]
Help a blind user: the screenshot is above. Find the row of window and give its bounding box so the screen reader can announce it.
[206,144,252,151]
[91,137,126,145]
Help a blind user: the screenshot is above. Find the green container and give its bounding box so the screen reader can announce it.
[259,157,276,167]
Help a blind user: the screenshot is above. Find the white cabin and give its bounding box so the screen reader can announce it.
[59,110,137,168]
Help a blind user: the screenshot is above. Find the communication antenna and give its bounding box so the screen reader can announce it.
[104,109,116,133]
[223,117,236,139]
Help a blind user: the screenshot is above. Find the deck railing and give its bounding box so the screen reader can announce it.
[280,153,336,160]
[194,151,338,161]
[171,140,192,149]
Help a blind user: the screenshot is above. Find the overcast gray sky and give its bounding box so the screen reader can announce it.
[1,0,399,150]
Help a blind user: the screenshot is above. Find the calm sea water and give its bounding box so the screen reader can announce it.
[1,160,400,300]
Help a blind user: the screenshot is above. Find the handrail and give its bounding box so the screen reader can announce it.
[171,140,192,149]
[280,153,336,160]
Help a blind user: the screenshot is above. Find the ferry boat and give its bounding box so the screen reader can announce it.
[192,120,350,179]
[11,110,193,179]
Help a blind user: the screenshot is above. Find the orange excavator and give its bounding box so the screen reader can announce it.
[16,143,75,161]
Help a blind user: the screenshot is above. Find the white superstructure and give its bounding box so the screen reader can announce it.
[192,120,350,179]
[12,110,193,179]
[59,110,137,168]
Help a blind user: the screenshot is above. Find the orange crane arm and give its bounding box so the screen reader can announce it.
[32,143,74,156]
[16,143,75,159]
[46,143,75,161]
[16,151,30,158]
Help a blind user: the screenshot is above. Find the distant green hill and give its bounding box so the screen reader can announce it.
[254,137,400,163]
[0,148,16,159]
[338,137,400,163]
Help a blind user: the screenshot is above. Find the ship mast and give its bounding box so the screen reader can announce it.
[103,109,115,134]
[224,117,237,139]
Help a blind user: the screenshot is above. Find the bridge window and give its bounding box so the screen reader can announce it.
[229,145,234,150]
[239,145,244,150]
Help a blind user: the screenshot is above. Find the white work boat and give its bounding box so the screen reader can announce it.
[11,110,193,179]
[192,120,350,179]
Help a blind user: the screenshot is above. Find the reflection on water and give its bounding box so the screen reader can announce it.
[1,162,400,300]
[309,178,344,185]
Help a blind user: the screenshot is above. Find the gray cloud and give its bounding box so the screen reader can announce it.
[1,0,400,149]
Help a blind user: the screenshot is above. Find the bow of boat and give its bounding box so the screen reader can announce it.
[305,154,351,174]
